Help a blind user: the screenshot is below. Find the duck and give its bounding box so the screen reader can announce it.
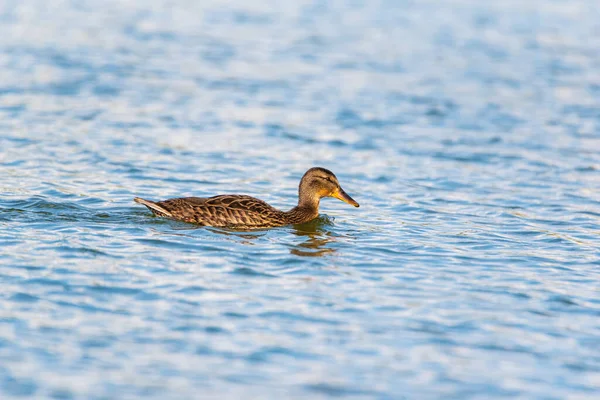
[134,167,359,229]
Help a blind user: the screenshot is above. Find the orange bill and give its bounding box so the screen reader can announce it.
[332,187,359,207]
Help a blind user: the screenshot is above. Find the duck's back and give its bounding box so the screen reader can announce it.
[135,195,287,228]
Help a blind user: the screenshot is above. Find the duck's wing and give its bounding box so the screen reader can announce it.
[136,195,286,227]
[201,195,287,226]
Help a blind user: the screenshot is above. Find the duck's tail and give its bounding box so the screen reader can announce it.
[134,197,173,217]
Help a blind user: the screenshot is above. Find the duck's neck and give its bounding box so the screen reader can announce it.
[285,192,320,224]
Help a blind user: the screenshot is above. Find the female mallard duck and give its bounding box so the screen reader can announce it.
[134,167,359,229]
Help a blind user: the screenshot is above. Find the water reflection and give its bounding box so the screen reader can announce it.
[290,216,337,257]
[205,226,266,246]
[166,215,338,256]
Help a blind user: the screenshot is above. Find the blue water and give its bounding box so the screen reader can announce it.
[1,0,600,398]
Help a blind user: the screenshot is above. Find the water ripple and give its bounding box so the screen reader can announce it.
[1,0,600,399]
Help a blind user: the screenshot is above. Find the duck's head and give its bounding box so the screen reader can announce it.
[298,167,359,208]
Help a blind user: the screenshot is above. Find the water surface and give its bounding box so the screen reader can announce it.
[1,0,600,399]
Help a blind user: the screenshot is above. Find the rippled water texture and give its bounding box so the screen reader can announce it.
[1,0,600,399]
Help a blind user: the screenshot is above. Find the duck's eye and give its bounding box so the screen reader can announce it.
[318,175,335,184]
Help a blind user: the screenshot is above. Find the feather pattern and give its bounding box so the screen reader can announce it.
[134,167,359,229]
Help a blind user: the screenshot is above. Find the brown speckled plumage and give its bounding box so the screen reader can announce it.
[134,167,359,229]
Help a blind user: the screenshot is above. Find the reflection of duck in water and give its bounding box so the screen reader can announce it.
[134,167,359,229]
[289,216,338,257]
[290,231,337,257]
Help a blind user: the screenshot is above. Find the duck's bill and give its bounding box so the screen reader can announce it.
[332,188,360,207]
